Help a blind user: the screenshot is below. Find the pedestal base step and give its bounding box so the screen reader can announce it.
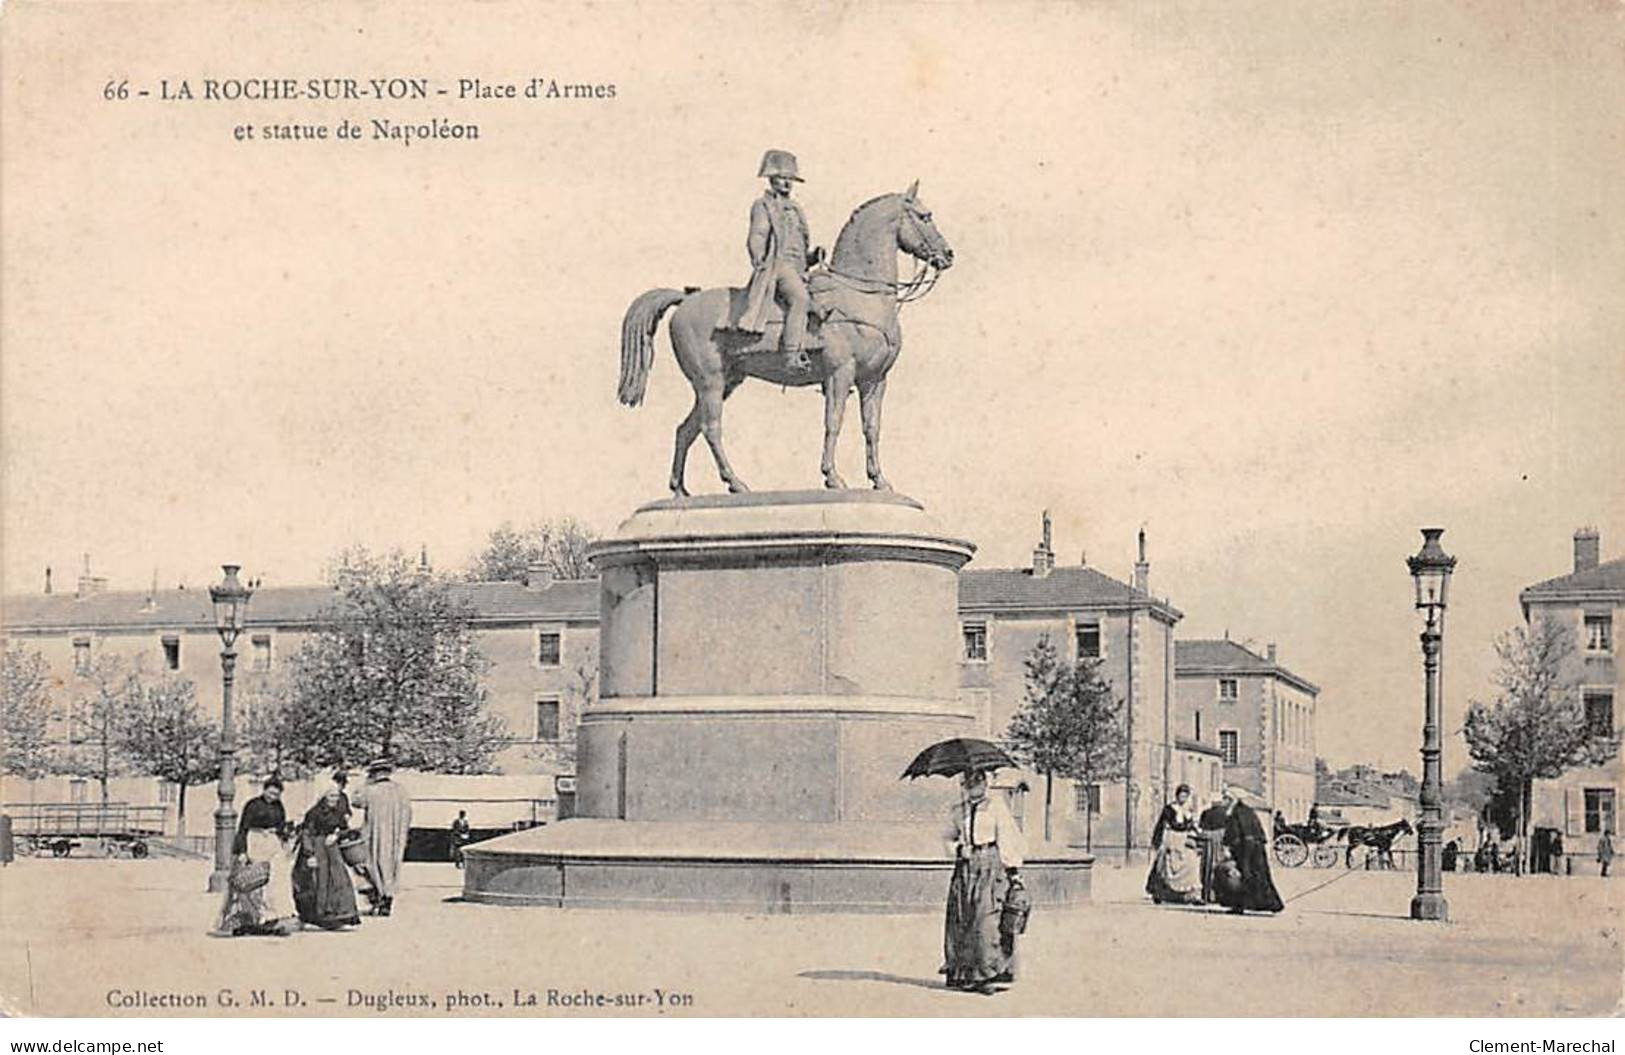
[460,819,1093,913]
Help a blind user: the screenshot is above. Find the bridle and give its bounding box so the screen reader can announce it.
[822,207,946,308]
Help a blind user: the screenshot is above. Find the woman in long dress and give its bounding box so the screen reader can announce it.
[941,769,1026,994]
[215,775,297,936]
[292,788,362,930]
[1146,784,1203,905]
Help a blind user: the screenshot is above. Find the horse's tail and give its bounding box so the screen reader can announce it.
[619,288,687,407]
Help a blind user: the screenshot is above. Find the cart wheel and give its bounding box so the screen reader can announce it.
[52,840,72,858]
[131,841,149,859]
[1273,833,1308,868]
[1312,844,1340,869]
[16,838,36,857]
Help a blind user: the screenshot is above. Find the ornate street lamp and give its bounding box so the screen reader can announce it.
[1407,529,1455,921]
[207,564,254,893]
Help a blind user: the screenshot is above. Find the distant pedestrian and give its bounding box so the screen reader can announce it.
[941,769,1025,994]
[450,810,472,869]
[1442,839,1459,873]
[1599,830,1614,878]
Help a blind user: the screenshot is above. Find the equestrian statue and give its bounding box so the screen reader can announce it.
[618,149,955,495]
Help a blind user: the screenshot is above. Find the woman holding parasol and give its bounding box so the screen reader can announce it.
[904,738,1027,995]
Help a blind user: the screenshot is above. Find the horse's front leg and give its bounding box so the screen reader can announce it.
[821,362,855,489]
[858,376,891,491]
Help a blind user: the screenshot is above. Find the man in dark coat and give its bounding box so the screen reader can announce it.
[1218,786,1284,914]
[1197,794,1230,904]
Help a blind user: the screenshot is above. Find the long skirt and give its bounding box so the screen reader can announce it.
[941,846,1014,989]
[1146,832,1203,904]
[214,829,294,936]
[1216,838,1284,913]
[293,839,362,929]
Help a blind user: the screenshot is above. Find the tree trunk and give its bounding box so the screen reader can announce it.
[177,781,188,825]
[1044,772,1053,843]
[1517,777,1531,877]
[1085,787,1094,852]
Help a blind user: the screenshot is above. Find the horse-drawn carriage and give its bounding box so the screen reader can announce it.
[1271,819,1343,869]
[6,802,166,859]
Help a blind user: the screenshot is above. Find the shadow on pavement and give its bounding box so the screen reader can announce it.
[798,969,948,992]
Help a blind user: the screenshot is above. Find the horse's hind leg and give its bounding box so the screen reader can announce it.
[669,395,704,496]
[821,361,856,489]
[700,375,748,493]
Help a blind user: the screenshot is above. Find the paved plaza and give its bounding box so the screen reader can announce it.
[0,855,1619,1017]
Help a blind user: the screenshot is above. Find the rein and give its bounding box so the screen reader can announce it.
[825,259,940,306]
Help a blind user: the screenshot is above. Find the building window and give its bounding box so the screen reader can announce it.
[1585,614,1613,653]
[70,780,88,804]
[1584,788,1616,834]
[962,623,987,662]
[537,630,562,667]
[1074,620,1101,660]
[73,637,91,675]
[251,634,272,672]
[535,697,561,742]
[1218,678,1238,702]
[161,635,181,671]
[157,780,177,805]
[1584,691,1615,739]
[1219,730,1239,766]
[1074,783,1101,814]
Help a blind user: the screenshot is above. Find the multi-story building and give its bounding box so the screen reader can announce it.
[0,563,595,836]
[1174,637,1320,823]
[957,515,1187,851]
[1522,528,1622,870]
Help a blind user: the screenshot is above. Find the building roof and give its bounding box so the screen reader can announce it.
[0,580,599,633]
[1519,556,1625,605]
[957,564,1182,622]
[1174,639,1320,695]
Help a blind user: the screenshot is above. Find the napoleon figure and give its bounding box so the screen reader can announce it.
[736,149,824,371]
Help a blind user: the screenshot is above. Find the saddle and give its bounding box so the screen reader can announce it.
[717,273,839,358]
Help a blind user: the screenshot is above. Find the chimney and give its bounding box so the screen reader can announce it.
[417,544,432,576]
[1267,642,1278,664]
[1133,526,1150,594]
[1031,510,1055,578]
[1574,527,1600,573]
[524,563,553,590]
[44,566,52,594]
[76,553,107,597]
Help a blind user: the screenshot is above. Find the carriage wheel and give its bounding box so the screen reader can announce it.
[51,840,72,858]
[1312,844,1340,869]
[1273,833,1308,868]
[130,840,149,859]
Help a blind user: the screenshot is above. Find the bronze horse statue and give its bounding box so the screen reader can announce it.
[617,182,953,495]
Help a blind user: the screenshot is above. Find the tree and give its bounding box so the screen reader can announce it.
[1463,618,1617,875]
[56,654,136,804]
[117,673,217,825]
[468,518,600,582]
[1,642,55,780]
[1004,634,1128,846]
[284,548,508,772]
[239,671,304,780]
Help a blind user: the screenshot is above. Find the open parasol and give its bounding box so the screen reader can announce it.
[901,737,1017,779]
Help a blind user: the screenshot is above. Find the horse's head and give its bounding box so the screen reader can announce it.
[1399,819,1415,835]
[896,180,954,270]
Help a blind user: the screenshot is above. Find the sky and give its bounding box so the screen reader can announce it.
[3,1,1620,773]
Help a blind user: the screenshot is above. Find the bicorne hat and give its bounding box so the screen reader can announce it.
[757,149,803,182]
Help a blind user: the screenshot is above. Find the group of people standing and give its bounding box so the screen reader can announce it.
[215,758,414,937]
[1146,784,1284,915]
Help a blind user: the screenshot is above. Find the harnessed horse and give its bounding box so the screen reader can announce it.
[618,182,953,495]
[1337,818,1413,869]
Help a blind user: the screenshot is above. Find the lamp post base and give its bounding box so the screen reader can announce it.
[207,869,230,894]
[1410,892,1449,921]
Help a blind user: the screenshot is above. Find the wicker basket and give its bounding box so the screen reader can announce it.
[229,859,270,893]
[337,830,370,867]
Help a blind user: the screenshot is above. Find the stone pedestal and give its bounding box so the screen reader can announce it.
[462,491,1093,912]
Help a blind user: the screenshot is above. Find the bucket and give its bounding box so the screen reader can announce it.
[337,830,369,867]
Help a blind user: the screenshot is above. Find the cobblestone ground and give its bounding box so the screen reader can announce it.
[0,855,1618,1017]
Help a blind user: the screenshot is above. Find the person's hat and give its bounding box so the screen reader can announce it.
[263,774,285,790]
[757,149,803,182]
[366,757,395,774]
